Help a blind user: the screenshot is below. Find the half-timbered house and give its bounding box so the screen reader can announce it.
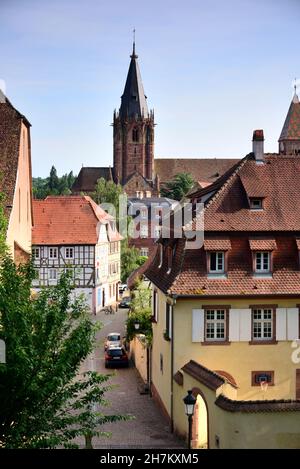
[32,195,122,313]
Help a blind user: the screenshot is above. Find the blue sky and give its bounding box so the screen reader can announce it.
[0,0,299,177]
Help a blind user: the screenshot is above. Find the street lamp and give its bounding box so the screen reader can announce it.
[183,390,196,449]
[134,320,140,331]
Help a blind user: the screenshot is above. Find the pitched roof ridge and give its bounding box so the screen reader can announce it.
[204,154,250,210]
[183,154,250,231]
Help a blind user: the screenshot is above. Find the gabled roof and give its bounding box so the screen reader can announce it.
[71,167,113,193]
[202,154,300,231]
[154,158,239,185]
[144,153,300,296]
[32,195,120,245]
[119,44,149,119]
[0,94,31,216]
[279,92,300,141]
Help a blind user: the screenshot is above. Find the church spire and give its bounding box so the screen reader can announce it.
[278,81,300,155]
[119,38,149,119]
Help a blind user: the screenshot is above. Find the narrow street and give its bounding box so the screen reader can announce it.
[79,307,184,449]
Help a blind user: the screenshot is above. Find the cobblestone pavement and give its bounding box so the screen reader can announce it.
[78,308,184,449]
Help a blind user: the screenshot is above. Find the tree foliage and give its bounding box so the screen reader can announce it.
[33,166,76,199]
[160,172,194,201]
[121,244,147,283]
[91,178,124,218]
[126,281,152,343]
[0,258,130,448]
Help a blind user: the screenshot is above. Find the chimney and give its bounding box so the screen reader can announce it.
[252,129,264,163]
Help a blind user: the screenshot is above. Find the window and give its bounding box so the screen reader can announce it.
[165,303,172,339]
[49,269,57,280]
[141,208,148,219]
[160,353,163,374]
[65,247,74,259]
[154,226,161,239]
[252,308,273,341]
[251,371,274,386]
[250,198,263,210]
[49,247,58,259]
[132,128,139,142]
[32,247,40,259]
[205,309,226,341]
[140,224,148,238]
[209,252,225,273]
[140,247,149,257]
[255,252,270,273]
[166,247,172,274]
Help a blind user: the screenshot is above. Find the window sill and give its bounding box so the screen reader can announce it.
[207,273,228,279]
[201,340,231,346]
[249,340,278,345]
[253,273,273,279]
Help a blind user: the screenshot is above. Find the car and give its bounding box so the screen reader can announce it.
[118,283,128,293]
[104,345,129,368]
[119,296,131,308]
[104,332,122,351]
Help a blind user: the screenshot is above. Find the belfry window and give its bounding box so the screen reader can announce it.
[132,128,139,142]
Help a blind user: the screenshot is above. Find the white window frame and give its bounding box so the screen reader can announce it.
[252,308,273,341]
[140,224,148,238]
[49,247,58,259]
[49,268,57,280]
[140,247,149,257]
[65,247,74,259]
[205,309,226,341]
[209,251,225,273]
[32,247,40,259]
[255,251,270,273]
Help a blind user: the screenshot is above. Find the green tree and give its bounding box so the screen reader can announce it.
[92,178,124,218]
[160,172,194,200]
[33,168,77,199]
[126,280,152,343]
[0,259,131,448]
[121,245,147,283]
[48,165,59,192]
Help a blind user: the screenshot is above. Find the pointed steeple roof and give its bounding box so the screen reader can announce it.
[279,89,300,141]
[119,42,149,119]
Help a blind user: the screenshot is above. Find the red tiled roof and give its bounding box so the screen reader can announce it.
[32,195,118,245]
[202,154,300,232]
[216,395,300,413]
[144,153,300,297]
[154,158,239,184]
[203,238,231,251]
[182,360,226,391]
[248,238,277,251]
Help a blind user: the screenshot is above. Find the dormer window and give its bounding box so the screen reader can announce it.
[209,252,225,274]
[255,251,270,273]
[250,198,263,210]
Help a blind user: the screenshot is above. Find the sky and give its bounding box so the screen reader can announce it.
[0,0,300,177]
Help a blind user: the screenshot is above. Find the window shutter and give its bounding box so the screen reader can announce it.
[229,309,239,342]
[276,308,287,341]
[287,308,299,340]
[192,309,204,342]
[239,309,252,341]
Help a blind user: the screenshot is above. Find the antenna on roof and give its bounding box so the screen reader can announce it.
[293,77,299,103]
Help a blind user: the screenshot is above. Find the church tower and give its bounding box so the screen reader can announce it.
[113,42,155,194]
[278,86,300,155]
